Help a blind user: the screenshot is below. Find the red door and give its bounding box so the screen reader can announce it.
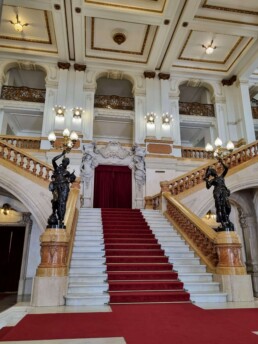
[93,165,132,208]
[0,226,25,292]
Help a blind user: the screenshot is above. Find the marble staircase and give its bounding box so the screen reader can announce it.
[65,208,109,306]
[141,209,228,303]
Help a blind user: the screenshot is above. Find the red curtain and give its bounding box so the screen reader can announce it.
[93,165,132,208]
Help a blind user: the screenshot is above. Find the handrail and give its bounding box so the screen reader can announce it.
[0,139,53,181]
[64,182,80,272]
[163,192,246,275]
[162,140,258,197]
[0,135,41,149]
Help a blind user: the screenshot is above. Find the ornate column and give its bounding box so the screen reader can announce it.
[82,69,96,140]
[238,209,258,297]
[237,80,256,143]
[132,144,146,209]
[159,73,173,140]
[80,142,98,207]
[144,71,157,138]
[71,64,86,133]
[212,96,229,144]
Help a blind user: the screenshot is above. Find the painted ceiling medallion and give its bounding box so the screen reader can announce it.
[113,32,126,45]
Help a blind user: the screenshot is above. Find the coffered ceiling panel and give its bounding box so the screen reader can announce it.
[85,17,157,63]
[0,0,258,78]
[0,4,57,55]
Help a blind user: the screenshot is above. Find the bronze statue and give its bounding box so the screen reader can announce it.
[48,150,76,228]
[204,159,234,232]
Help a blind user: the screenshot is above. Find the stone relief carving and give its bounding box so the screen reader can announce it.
[132,144,146,190]
[80,143,98,187]
[95,141,132,159]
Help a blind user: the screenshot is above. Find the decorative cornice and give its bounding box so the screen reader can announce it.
[222,75,237,86]
[57,62,71,70]
[158,73,170,80]
[144,71,156,79]
[74,63,87,72]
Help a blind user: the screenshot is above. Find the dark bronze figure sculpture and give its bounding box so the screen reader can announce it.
[204,159,234,232]
[48,150,76,228]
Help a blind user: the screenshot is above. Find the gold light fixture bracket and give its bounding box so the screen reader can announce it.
[9,14,29,32]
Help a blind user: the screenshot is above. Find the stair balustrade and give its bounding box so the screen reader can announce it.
[0,139,52,182]
[163,193,246,275]
[0,135,41,149]
[151,140,258,198]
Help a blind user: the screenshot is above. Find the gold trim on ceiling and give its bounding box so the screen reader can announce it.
[202,0,258,16]
[178,31,244,65]
[158,0,187,70]
[0,10,52,44]
[0,44,58,54]
[195,15,258,27]
[90,17,151,55]
[173,37,254,72]
[84,0,166,13]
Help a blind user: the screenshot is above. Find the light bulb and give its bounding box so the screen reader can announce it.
[226,140,234,151]
[214,137,222,147]
[63,128,70,137]
[70,131,78,141]
[205,46,214,55]
[48,132,56,142]
[205,143,213,152]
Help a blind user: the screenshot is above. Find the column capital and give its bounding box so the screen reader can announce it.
[57,62,71,70]
[74,63,87,72]
[158,73,170,80]
[221,75,237,86]
[144,71,156,79]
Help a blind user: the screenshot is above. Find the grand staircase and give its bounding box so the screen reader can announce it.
[66,208,227,306]
[102,208,190,304]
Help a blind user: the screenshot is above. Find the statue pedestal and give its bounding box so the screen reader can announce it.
[31,276,68,306]
[213,274,254,302]
[31,227,70,306]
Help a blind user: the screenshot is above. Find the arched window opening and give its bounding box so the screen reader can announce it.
[93,77,134,144]
[179,83,215,148]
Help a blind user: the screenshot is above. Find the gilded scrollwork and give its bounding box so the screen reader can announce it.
[94,95,134,110]
[1,85,45,103]
[179,101,215,117]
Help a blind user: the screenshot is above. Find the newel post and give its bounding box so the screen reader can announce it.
[213,231,254,301]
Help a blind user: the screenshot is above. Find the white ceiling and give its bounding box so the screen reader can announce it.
[1,0,258,141]
[0,0,258,77]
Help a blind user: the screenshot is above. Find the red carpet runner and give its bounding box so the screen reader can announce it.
[102,208,190,303]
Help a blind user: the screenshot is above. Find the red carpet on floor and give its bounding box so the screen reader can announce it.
[102,208,190,304]
[1,304,258,344]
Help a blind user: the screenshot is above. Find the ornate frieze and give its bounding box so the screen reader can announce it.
[95,141,132,159]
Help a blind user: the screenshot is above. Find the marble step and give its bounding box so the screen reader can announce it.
[190,292,228,303]
[184,282,220,293]
[69,274,108,283]
[65,293,109,306]
[68,282,108,294]
[173,265,206,273]
[177,273,213,282]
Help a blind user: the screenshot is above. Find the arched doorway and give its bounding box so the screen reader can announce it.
[93,165,132,208]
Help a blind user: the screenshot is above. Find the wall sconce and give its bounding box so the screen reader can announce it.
[145,112,157,125]
[48,129,79,153]
[72,107,83,119]
[205,137,234,159]
[53,105,66,118]
[9,14,29,32]
[162,112,173,127]
[1,203,12,215]
[202,40,216,55]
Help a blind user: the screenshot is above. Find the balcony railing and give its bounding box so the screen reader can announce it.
[94,95,134,110]
[0,135,41,149]
[179,102,215,117]
[1,85,46,103]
